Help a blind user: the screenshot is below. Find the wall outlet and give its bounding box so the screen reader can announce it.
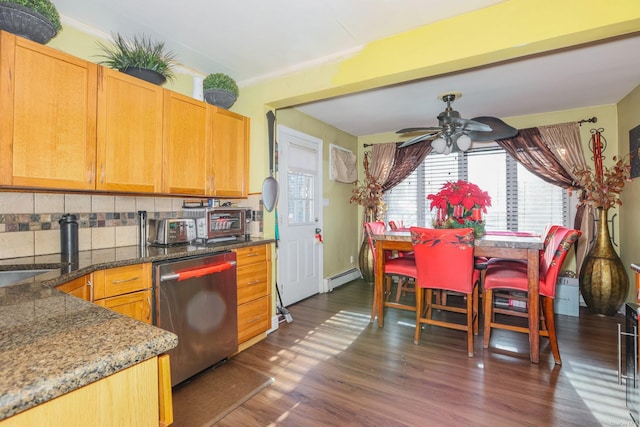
[350,255,354,264]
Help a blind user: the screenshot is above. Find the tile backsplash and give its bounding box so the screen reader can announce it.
[0,192,264,260]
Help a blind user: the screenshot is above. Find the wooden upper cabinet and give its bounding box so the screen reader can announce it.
[0,31,97,190]
[211,107,250,197]
[162,90,212,196]
[96,67,163,193]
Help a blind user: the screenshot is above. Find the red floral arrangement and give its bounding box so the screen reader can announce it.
[428,180,492,236]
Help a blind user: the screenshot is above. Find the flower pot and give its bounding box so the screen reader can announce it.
[0,3,57,44]
[204,89,237,109]
[579,207,629,316]
[120,67,167,85]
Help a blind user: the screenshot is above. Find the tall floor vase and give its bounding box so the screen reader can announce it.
[579,207,629,316]
[358,239,374,284]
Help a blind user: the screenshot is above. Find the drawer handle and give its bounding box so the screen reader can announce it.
[246,253,259,257]
[247,315,263,324]
[247,280,262,285]
[111,276,139,284]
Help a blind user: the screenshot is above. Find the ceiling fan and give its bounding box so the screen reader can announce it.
[397,92,518,154]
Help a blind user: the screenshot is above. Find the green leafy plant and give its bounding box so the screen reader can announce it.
[203,72,239,98]
[96,33,180,81]
[2,0,62,31]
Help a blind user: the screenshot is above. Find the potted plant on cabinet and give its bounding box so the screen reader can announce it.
[203,72,239,109]
[96,33,180,85]
[0,0,62,44]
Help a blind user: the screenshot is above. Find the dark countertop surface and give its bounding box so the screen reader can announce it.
[0,238,274,421]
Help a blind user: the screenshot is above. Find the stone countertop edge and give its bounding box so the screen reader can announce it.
[0,238,273,421]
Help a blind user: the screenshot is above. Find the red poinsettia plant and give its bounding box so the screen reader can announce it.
[428,180,492,236]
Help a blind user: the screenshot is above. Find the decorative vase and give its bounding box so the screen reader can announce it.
[358,238,374,283]
[203,89,237,109]
[0,3,57,44]
[579,207,629,316]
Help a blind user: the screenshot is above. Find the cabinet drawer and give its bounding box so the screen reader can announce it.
[237,262,269,304]
[93,263,150,299]
[238,296,271,343]
[235,245,268,266]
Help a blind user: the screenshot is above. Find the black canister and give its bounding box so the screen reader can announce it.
[59,214,79,255]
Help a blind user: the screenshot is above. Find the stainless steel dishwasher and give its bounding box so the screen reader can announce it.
[154,251,238,386]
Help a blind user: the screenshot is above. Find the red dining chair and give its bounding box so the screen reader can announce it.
[482,226,582,364]
[364,222,417,319]
[410,227,480,357]
[486,225,559,269]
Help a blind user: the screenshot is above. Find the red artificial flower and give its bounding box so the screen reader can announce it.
[428,180,491,216]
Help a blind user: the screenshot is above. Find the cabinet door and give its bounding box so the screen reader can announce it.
[0,31,97,190]
[162,91,211,196]
[96,289,153,324]
[96,67,163,193]
[56,274,93,301]
[211,107,250,197]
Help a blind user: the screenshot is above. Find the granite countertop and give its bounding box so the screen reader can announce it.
[0,238,274,421]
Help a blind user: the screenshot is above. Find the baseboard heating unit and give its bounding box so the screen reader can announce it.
[324,268,361,292]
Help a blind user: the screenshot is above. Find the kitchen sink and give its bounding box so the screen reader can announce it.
[0,269,54,288]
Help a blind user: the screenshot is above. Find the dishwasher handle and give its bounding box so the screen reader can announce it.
[160,260,236,282]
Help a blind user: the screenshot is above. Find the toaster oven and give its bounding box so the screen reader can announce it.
[182,206,249,243]
[147,218,197,246]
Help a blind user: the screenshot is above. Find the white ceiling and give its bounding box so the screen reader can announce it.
[53,0,640,137]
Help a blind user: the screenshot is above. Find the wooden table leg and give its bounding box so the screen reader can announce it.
[527,248,540,363]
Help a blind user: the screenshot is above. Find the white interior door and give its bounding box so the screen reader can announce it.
[277,125,323,307]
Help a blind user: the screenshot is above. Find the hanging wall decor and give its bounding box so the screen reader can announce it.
[629,124,640,179]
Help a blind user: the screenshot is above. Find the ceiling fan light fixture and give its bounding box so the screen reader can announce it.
[456,134,472,151]
[432,137,446,153]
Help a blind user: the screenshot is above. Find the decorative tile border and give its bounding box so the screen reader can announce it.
[0,210,265,235]
[0,212,180,233]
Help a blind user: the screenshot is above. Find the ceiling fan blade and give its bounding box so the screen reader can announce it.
[397,126,441,134]
[451,117,492,132]
[467,116,519,141]
[398,132,440,148]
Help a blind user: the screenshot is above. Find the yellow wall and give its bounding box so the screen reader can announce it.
[618,84,640,300]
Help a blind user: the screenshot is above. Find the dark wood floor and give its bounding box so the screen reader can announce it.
[220,278,634,426]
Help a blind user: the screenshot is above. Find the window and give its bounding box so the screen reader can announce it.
[383,147,567,235]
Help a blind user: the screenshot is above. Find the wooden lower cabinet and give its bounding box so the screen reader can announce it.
[56,264,153,324]
[55,274,92,301]
[0,356,172,427]
[95,289,152,324]
[238,295,271,344]
[93,263,153,324]
[235,244,272,349]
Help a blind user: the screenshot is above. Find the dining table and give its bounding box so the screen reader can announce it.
[371,230,544,363]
